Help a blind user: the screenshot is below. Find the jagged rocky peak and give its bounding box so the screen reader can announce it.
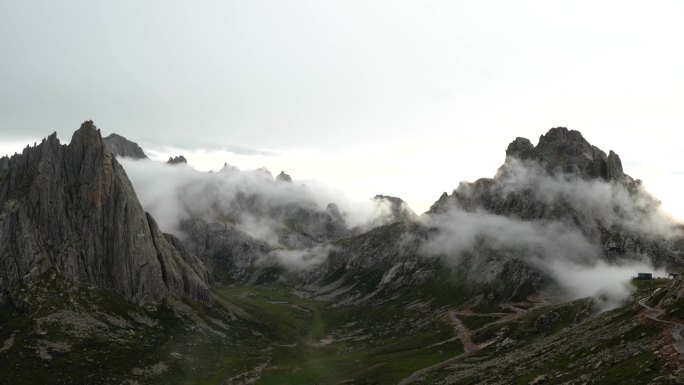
[0,120,210,306]
[276,171,293,183]
[102,132,148,159]
[372,194,417,223]
[504,127,624,181]
[505,137,535,158]
[167,155,188,165]
[429,127,635,216]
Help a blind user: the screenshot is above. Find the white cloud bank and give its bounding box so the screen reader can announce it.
[119,158,408,245]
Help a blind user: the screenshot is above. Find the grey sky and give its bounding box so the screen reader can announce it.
[2,1,684,216]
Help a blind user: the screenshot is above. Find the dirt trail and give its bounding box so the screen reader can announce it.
[639,299,684,354]
[398,312,478,385]
[399,302,545,385]
[399,296,562,384]
[448,312,478,353]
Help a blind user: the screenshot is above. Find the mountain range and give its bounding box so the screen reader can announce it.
[1,121,684,384]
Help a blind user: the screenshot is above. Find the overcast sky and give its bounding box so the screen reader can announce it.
[2,1,684,216]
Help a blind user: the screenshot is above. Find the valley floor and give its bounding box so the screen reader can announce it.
[1,278,682,385]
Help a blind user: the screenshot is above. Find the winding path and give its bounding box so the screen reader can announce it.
[639,299,684,354]
[398,305,532,385]
[398,312,477,385]
[449,312,478,354]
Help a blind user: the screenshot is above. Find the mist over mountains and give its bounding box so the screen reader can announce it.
[104,126,683,308]
[2,121,684,384]
[4,122,678,308]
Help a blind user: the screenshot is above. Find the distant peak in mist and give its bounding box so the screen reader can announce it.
[276,171,293,183]
[167,155,188,165]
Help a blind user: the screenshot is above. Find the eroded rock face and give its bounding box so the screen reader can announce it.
[102,133,148,159]
[0,121,209,306]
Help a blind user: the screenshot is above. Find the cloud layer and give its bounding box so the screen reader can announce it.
[422,159,678,308]
[119,158,409,246]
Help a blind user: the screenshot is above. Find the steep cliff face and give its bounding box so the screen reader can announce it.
[0,121,209,306]
[102,133,148,159]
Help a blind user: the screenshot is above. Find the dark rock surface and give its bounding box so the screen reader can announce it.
[167,155,187,165]
[180,218,273,283]
[0,121,209,306]
[276,171,292,183]
[508,127,623,181]
[102,133,147,159]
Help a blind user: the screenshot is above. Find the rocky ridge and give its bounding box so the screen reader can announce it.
[2,124,684,384]
[503,127,624,181]
[167,155,187,165]
[0,121,210,306]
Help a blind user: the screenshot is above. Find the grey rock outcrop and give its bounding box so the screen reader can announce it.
[180,218,273,283]
[276,171,292,183]
[167,155,187,165]
[504,127,624,181]
[0,121,209,306]
[102,133,147,159]
[505,137,534,159]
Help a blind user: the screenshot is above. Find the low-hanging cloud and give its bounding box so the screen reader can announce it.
[423,159,679,309]
[263,245,338,271]
[492,158,677,238]
[422,207,667,309]
[119,158,408,248]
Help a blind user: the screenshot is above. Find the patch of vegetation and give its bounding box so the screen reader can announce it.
[1,280,469,385]
[473,298,595,346]
[215,285,464,385]
[594,323,660,352]
[630,278,670,293]
[665,297,684,319]
[596,351,667,385]
[460,314,499,330]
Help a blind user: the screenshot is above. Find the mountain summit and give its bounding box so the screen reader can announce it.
[2,123,684,384]
[0,121,209,306]
[504,127,624,181]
